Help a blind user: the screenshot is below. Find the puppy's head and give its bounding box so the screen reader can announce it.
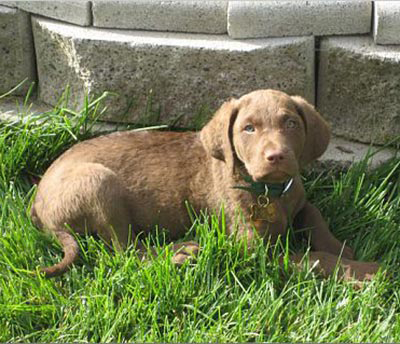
[200,89,330,183]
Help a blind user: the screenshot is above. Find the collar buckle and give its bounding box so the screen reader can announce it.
[281,178,294,196]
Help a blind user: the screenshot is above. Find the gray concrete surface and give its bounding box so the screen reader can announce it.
[0,5,35,95]
[92,0,227,34]
[228,0,372,39]
[374,1,400,45]
[32,17,315,127]
[0,1,92,26]
[318,136,397,170]
[318,36,400,145]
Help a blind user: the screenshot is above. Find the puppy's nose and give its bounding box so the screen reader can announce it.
[266,151,285,163]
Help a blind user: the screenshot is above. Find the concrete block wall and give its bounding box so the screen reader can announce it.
[0,5,35,95]
[0,1,92,26]
[227,0,372,39]
[92,1,228,34]
[0,1,400,146]
[374,1,400,45]
[318,36,400,144]
[32,17,314,125]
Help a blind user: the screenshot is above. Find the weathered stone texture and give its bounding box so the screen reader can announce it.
[0,1,17,8]
[93,0,227,34]
[32,17,314,126]
[317,136,396,171]
[374,1,400,45]
[17,1,91,26]
[228,0,371,39]
[318,36,400,144]
[0,5,35,95]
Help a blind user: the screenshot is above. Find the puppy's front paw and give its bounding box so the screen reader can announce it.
[171,241,200,265]
[343,261,380,281]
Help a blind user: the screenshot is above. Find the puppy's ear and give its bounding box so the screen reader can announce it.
[200,99,239,164]
[291,96,331,166]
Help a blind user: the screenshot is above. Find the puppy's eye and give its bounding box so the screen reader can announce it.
[244,124,255,133]
[286,119,298,129]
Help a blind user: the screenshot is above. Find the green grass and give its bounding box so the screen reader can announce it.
[0,92,400,342]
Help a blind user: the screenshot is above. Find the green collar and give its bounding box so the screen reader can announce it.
[234,175,294,198]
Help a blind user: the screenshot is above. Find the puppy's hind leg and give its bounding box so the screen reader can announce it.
[33,162,135,276]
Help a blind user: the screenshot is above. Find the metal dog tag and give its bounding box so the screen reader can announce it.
[250,202,278,223]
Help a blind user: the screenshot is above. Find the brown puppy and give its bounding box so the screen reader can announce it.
[31,89,380,280]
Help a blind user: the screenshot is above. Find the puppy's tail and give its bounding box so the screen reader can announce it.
[40,231,79,277]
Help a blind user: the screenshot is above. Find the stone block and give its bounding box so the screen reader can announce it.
[318,36,400,145]
[0,6,35,95]
[374,1,400,45]
[317,136,397,171]
[228,0,372,39]
[0,2,18,8]
[92,0,227,34]
[32,17,315,126]
[16,1,91,26]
